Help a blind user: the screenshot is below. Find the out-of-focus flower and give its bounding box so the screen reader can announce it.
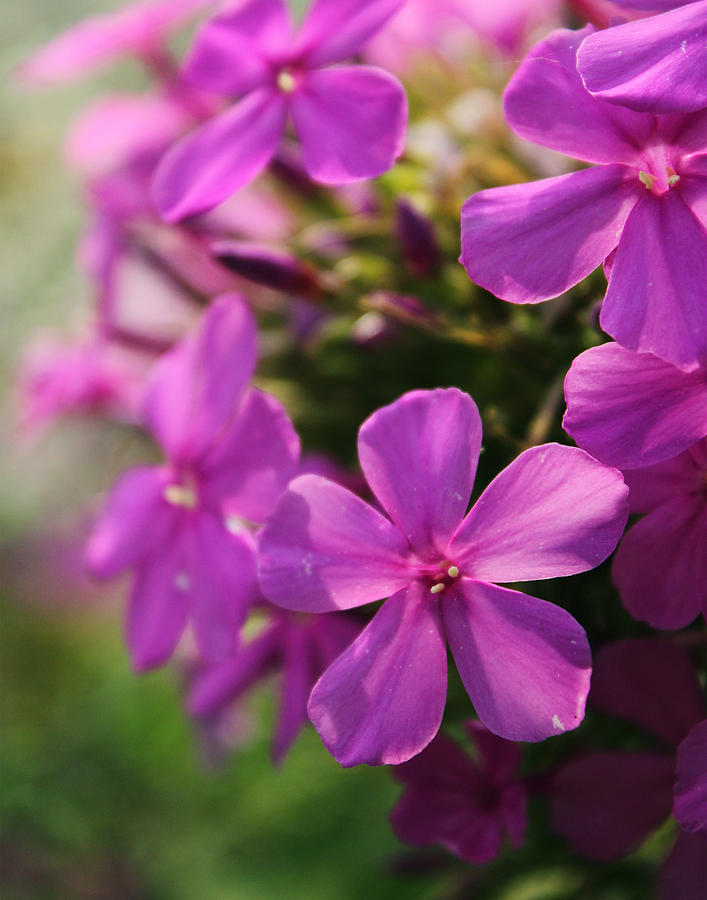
[86,295,300,671]
[577,1,707,113]
[211,240,322,296]
[673,719,707,836]
[563,343,707,469]
[259,388,628,766]
[395,199,441,279]
[187,609,360,764]
[391,721,527,863]
[461,26,707,370]
[552,639,707,900]
[153,0,408,221]
[17,0,215,85]
[611,438,707,629]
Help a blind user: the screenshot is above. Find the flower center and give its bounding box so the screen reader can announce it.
[276,68,297,94]
[427,561,461,595]
[163,476,198,510]
[636,145,682,196]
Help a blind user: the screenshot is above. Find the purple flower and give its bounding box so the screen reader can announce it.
[391,721,527,863]
[259,388,629,766]
[460,25,707,370]
[612,438,707,630]
[577,1,707,114]
[563,342,707,469]
[86,295,300,671]
[674,719,707,836]
[187,609,360,764]
[551,638,707,899]
[152,0,408,222]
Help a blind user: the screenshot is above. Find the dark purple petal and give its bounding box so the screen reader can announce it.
[295,0,406,67]
[577,3,707,114]
[449,444,628,583]
[199,388,300,523]
[660,831,707,900]
[460,166,637,303]
[142,294,256,464]
[307,583,447,766]
[674,720,707,833]
[552,752,675,860]
[152,89,287,222]
[272,625,317,764]
[612,496,707,630]
[258,474,412,613]
[465,720,523,783]
[504,26,652,165]
[601,190,707,370]
[211,240,322,294]
[182,0,293,96]
[392,730,479,789]
[623,442,706,512]
[86,466,169,579]
[563,343,707,469]
[590,639,705,747]
[291,66,407,184]
[443,579,591,742]
[358,388,482,559]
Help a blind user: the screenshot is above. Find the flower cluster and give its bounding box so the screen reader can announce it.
[15,0,706,895]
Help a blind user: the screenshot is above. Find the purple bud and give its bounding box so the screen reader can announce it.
[211,240,321,296]
[365,291,439,330]
[395,199,441,278]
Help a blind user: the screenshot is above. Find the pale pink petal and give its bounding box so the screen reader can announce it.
[563,343,707,469]
[448,444,628,583]
[183,0,293,96]
[152,89,287,222]
[612,496,707,630]
[601,191,707,370]
[142,294,256,463]
[443,580,591,742]
[660,831,707,900]
[674,720,707,833]
[295,0,406,67]
[307,583,447,766]
[358,388,482,559]
[258,474,412,613]
[291,66,407,184]
[460,166,638,303]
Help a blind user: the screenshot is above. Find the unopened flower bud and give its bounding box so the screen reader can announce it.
[395,198,441,278]
[211,240,321,296]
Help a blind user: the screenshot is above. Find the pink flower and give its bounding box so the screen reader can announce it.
[391,721,527,863]
[152,0,408,222]
[259,388,629,766]
[86,295,300,671]
[460,26,707,370]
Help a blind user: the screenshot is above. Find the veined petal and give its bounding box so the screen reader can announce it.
[152,89,286,222]
[443,580,591,742]
[563,343,707,469]
[294,0,406,67]
[258,474,412,613]
[612,496,707,630]
[504,26,653,165]
[86,466,170,579]
[601,191,707,370]
[291,66,407,184]
[674,720,707,834]
[183,0,294,96]
[358,388,482,559]
[460,165,637,303]
[577,2,707,114]
[142,294,256,464]
[448,444,628,583]
[307,583,448,766]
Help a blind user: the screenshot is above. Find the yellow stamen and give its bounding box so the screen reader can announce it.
[430,583,445,594]
[163,484,197,509]
[638,171,656,191]
[447,565,459,578]
[277,70,296,93]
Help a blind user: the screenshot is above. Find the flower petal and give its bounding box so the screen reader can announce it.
[142,294,256,463]
[660,831,707,900]
[295,0,406,67]
[577,3,707,114]
[183,0,293,96]
[258,474,412,613]
[273,624,317,764]
[504,26,653,165]
[612,496,707,630]
[551,752,675,860]
[674,720,707,833]
[86,466,170,579]
[152,89,287,222]
[443,579,591,742]
[563,343,707,469]
[623,443,706,513]
[307,583,448,766]
[291,66,407,184]
[601,190,707,370]
[460,165,637,303]
[358,388,482,560]
[200,389,300,522]
[448,444,628,583]
[590,638,705,748]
